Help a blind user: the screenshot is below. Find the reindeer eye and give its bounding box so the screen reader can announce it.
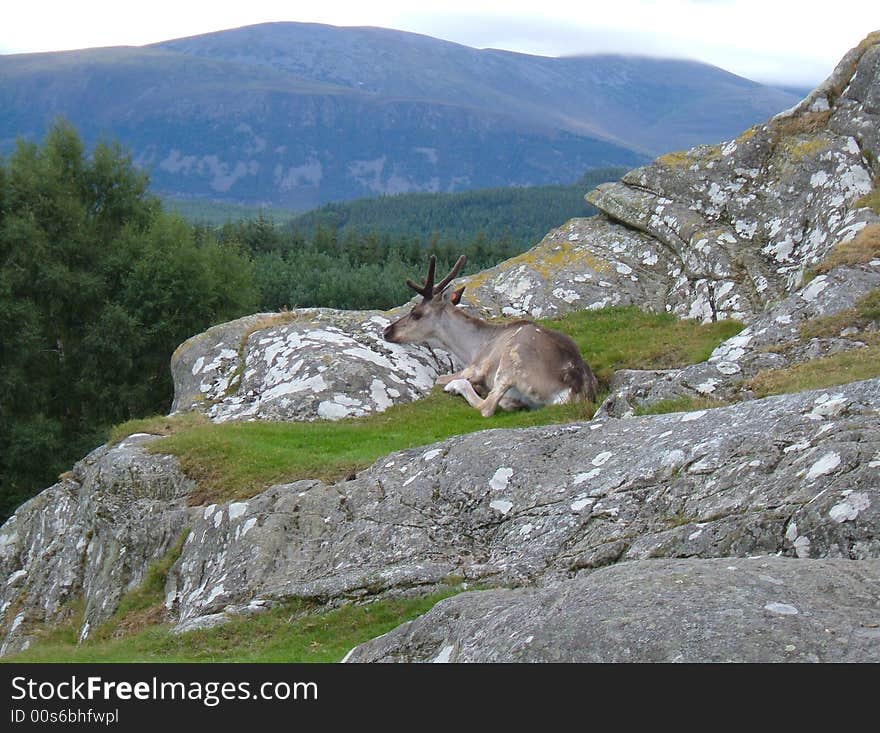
[411,311,422,320]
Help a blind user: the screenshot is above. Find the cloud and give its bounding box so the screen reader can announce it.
[396,3,872,85]
[404,14,671,57]
[1,0,875,85]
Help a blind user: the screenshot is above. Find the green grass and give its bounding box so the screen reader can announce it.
[634,396,730,416]
[798,289,880,340]
[86,530,191,641]
[3,588,461,663]
[748,342,880,397]
[125,306,742,504]
[108,412,209,445]
[546,307,743,385]
[154,392,593,504]
[856,187,880,215]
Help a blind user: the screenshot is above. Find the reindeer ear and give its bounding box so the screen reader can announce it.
[450,286,465,305]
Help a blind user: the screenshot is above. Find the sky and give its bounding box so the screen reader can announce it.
[1,1,878,86]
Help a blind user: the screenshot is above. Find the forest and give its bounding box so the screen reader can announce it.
[285,167,623,242]
[0,122,259,520]
[0,121,617,521]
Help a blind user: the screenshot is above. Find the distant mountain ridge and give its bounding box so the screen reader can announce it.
[0,22,801,208]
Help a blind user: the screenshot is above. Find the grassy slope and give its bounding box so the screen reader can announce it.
[749,342,880,397]
[8,588,461,663]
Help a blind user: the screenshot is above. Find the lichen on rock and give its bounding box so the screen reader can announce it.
[171,307,457,423]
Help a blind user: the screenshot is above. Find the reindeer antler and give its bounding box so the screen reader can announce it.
[406,255,466,300]
[433,255,466,295]
[406,255,437,299]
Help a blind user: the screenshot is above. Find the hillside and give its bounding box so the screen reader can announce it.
[155,23,799,155]
[166,167,625,242]
[1,32,879,662]
[0,22,799,208]
[286,168,626,243]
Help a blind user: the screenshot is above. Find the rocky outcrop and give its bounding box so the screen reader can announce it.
[0,435,196,655]
[462,33,879,322]
[344,557,880,662]
[171,308,456,422]
[163,377,879,631]
[4,375,876,654]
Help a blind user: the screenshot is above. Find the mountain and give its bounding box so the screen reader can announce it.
[0,22,801,209]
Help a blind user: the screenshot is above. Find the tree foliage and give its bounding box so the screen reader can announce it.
[207,168,626,313]
[223,223,517,312]
[288,167,624,244]
[0,121,258,520]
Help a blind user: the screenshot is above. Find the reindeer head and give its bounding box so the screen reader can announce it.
[383,255,466,344]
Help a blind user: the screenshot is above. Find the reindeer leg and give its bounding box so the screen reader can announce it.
[498,395,526,411]
[476,380,513,418]
[435,372,462,387]
[436,365,477,387]
[443,378,485,409]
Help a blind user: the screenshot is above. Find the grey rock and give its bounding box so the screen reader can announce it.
[171,613,234,635]
[343,557,880,662]
[0,435,197,654]
[171,307,457,422]
[2,376,878,655]
[461,217,671,319]
[598,262,880,417]
[163,378,880,627]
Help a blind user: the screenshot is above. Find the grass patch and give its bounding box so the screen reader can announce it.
[747,342,880,398]
[856,186,880,215]
[110,306,741,505]
[155,391,593,504]
[859,289,880,321]
[634,396,730,416]
[93,530,190,640]
[16,599,87,652]
[785,135,833,161]
[107,412,208,445]
[807,224,880,279]
[543,306,744,385]
[3,588,461,663]
[656,151,693,168]
[798,289,880,340]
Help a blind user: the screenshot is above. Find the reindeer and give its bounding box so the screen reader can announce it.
[383,255,598,417]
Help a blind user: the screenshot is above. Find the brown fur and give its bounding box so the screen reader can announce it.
[384,257,598,416]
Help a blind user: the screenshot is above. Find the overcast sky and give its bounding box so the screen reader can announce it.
[2,1,878,86]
